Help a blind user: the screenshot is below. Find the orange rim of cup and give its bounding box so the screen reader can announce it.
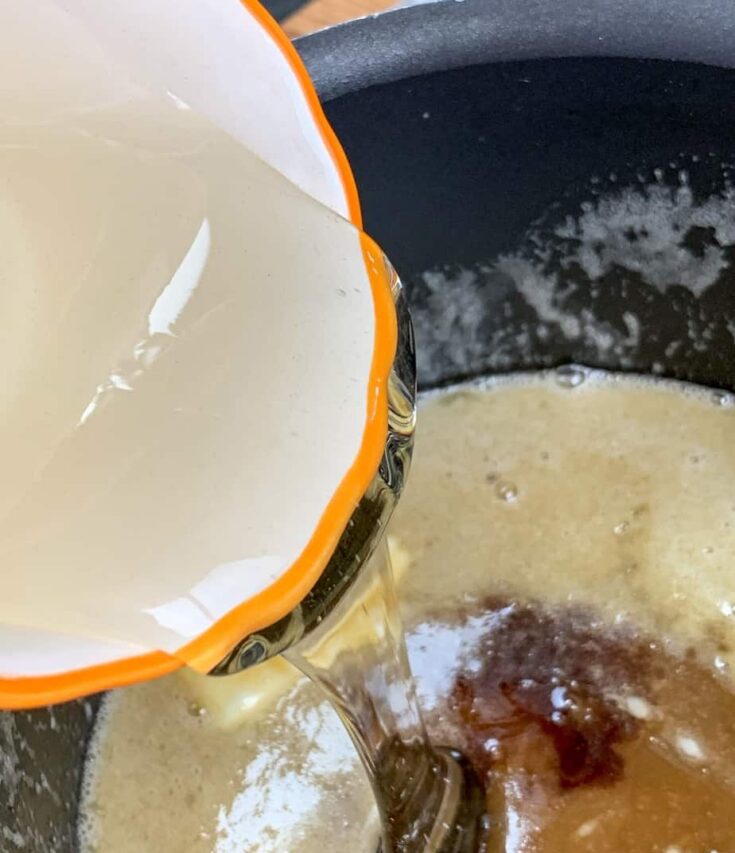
[0,0,397,709]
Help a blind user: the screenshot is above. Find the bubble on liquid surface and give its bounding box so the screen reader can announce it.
[714,656,729,673]
[495,480,519,503]
[675,734,706,762]
[555,365,587,389]
[712,390,734,408]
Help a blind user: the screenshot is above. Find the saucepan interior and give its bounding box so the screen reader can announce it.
[5,6,735,849]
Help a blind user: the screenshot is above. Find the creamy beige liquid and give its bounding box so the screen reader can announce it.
[0,99,374,665]
[80,371,735,852]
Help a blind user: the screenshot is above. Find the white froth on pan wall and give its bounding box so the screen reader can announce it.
[554,171,735,296]
[1,715,31,850]
[0,713,42,850]
[413,165,735,381]
[1,701,97,850]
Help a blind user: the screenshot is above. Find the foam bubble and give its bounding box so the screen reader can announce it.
[555,365,587,388]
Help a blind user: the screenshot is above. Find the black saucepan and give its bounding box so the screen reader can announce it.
[4,0,735,847]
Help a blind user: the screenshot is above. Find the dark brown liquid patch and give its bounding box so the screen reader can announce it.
[440,599,735,852]
[451,600,656,788]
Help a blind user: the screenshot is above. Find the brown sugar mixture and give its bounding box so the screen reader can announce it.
[444,599,735,852]
[80,372,735,852]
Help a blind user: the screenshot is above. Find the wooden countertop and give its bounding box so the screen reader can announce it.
[282,0,395,38]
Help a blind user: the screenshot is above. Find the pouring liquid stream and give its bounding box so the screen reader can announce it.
[0,96,485,849]
[285,540,488,852]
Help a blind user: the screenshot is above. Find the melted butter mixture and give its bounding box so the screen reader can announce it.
[80,371,735,852]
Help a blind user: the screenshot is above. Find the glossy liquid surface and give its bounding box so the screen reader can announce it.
[80,371,735,851]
